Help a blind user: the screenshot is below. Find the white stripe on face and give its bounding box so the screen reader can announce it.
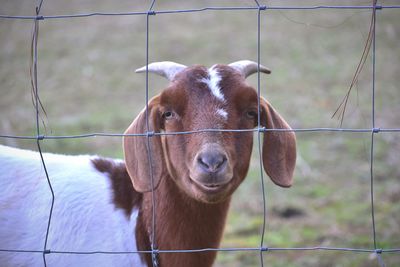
[200,65,225,102]
[216,108,228,120]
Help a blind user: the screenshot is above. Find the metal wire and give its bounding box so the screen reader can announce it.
[256,4,268,267]
[1,246,398,255]
[369,0,377,253]
[143,1,159,266]
[0,1,399,267]
[1,4,400,21]
[1,127,400,141]
[30,1,55,266]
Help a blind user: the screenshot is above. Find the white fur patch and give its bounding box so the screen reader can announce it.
[0,145,145,267]
[216,108,228,120]
[200,65,224,102]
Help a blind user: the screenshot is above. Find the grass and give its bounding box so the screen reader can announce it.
[1,0,399,266]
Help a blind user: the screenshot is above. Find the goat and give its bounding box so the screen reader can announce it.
[0,60,296,267]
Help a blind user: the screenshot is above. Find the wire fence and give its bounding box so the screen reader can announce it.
[1,0,400,266]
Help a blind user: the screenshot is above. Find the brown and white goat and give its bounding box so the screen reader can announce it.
[0,60,296,267]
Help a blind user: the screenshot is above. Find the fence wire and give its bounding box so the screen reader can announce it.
[0,1,400,267]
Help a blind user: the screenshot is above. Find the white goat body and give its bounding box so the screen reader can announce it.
[0,145,144,267]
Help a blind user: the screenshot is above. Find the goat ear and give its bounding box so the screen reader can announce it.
[123,96,166,192]
[260,97,296,188]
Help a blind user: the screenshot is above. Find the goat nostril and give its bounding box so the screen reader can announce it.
[197,153,227,173]
[197,157,208,169]
[216,156,227,169]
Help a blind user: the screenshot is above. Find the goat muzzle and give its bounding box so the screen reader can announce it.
[190,143,233,192]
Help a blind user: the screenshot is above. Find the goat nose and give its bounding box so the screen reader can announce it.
[197,151,227,173]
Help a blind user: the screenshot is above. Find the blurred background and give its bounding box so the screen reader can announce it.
[0,0,399,266]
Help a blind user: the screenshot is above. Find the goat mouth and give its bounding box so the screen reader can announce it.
[199,183,223,191]
[189,177,229,193]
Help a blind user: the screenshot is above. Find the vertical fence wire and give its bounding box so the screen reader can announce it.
[0,1,400,266]
[255,3,268,267]
[144,1,158,266]
[31,0,56,266]
[369,1,381,266]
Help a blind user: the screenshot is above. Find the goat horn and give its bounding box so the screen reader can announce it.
[135,61,187,81]
[229,60,271,78]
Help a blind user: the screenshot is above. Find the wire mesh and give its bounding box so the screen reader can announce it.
[0,1,400,266]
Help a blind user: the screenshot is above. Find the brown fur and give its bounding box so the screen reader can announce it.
[137,176,230,267]
[92,158,141,217]
[91,157,229,266]
[95,63,296,267]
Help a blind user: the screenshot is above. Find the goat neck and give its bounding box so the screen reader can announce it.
[136,174,231,267]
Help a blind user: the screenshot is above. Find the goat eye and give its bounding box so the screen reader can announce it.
[246,110,258,119]
[162,111,174,120]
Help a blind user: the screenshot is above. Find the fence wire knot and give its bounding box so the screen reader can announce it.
[36,134,45,141]
[146,131,155,137]
[152,248,160,267]
[259,5,267,11]
[372,127,381,133]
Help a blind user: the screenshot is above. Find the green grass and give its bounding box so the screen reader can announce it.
[1,1,399,266]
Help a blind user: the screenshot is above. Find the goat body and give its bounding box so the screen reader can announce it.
[0,145,144,267]
[0,61,296,267]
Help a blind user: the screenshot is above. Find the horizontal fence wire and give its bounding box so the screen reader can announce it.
[0,128,400,140]
[1,4,400,20]
[0,1,399,267]
[2,246,400,254]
